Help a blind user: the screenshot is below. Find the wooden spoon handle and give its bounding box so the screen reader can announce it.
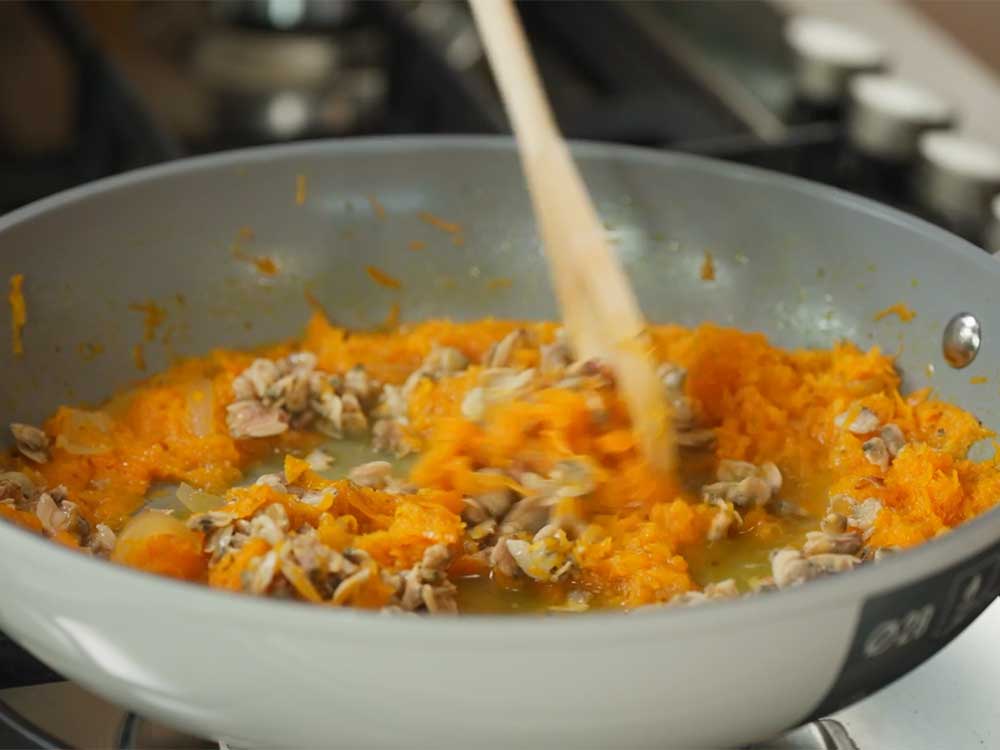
[469,0,675,471]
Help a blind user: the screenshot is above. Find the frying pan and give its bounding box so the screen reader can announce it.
[0,137,997,749]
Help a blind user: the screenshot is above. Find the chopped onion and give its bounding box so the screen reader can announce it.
[54,408,114,455]
[176,482,224,513]
[186,378,215,438]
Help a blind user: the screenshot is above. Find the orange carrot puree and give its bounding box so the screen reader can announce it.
[3,312,997,610]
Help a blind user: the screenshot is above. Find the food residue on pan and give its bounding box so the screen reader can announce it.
[8,274,25,357]
[969,376,989,385]
[231,229,278,276]
[700,251,716,281]
[252,257,278,276]
[295,175,307,206]
[234,249,279,277]
[367,195,387,219]
[408,240,427,252]
[418,211,462,235]
[129,301,167,342]
[383,302,401,330]
[133,343,147,372]
[4,314,1000,615]
[366,265,402,289]
[452,234,466,247]
[487,277,513,290]
[78,342,104,361]
[304,288,329,320]
[873,302,916,323]
[437,276,458,290]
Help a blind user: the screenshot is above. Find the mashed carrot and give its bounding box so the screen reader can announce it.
[111,512,206,581]
[3,313,998,612]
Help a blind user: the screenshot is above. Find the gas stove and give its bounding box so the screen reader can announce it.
[1,2,999,747]
[3,1,1000,243]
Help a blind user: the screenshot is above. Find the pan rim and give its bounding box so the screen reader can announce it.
[0,134,997,639]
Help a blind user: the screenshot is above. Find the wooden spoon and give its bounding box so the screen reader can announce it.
[469,0,675,472]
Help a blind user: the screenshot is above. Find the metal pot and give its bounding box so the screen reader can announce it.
[0,138,996,749]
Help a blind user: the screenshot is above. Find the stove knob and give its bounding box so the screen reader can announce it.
[915,133,1000,244]
[215,0,359,30]
[846,74,954,162]
[785,16,886,108]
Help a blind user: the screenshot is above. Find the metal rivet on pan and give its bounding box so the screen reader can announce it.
[942,312,981,369]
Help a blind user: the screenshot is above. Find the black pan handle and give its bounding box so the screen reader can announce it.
[803,539,1000,721]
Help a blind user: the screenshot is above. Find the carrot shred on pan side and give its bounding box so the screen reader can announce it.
[233,246,279,276]
[366,266,402,289]
[368,194,387,219]
[384,302,401,329]
[129,301,167,342]
[254,257,279,275]
[8,273,25,356]
[874,302,916,322]
[699,251,715,281]
[418,211,462,234]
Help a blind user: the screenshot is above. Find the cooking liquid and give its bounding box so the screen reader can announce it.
[141,440,831,614]
[456,458,833,614]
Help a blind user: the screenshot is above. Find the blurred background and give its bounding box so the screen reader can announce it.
[2,0,1000,250]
